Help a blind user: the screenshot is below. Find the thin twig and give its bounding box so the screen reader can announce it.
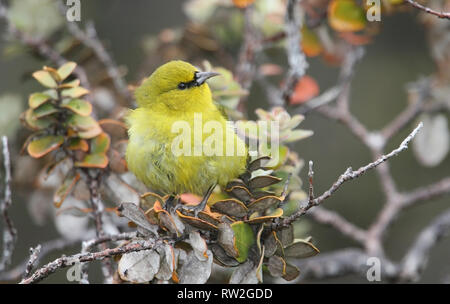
[0,237,80,282]
[20,239,160,284]
[294,248,398,281]
[400,209,450,281]
[308,207,367,244]
[281,0,308,103]
[0,1,91,91]
[58,1,131,104]
[235,6,260,114]
[402,177,450,207]
[22,245,41,280]
[0,136,17,272]
[85,171,114,282]
[404,0,450,19]
[382,78,430,140]
[308,160,314,202]
[79,232,137,284]
[274,122,423,230]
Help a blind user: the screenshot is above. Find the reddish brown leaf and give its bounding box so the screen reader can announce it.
[289,75,320,105]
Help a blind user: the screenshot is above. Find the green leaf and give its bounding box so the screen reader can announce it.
[90,132,110,154]
[328,0,367,32]
[283,129,314,143]
[57,62,77,81]
[59,79,80,89]
[43,66,61,82]
[27,135,64,158]
[61,99,92,116]
[32,70,57,88]
[33,103,58,118]
[301,26,322,57]
[62,86,89,98]
[75,153,109,169]
[23,109,53,130]
[68,114,102,139]
[67,138,89,151]
[231,221,255,263]
[28,92,51,109]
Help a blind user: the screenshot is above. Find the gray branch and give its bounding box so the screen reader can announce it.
[0,136,17,272]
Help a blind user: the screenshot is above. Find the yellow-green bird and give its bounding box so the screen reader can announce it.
[126,60,247,214]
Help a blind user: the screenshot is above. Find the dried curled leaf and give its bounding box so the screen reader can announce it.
[210,244,240,267]
[189,231,209,261]
[53,172,80,208]
[412,114,449,167]
[118,249,160,283]
[284,239,320,258]
[218,222,239,259]
[210,199,248,218]
[176,210,219,231]
[247,196,282,214]
[282,263,300,281]
[117,202,158,236]
[178,249,213,284]
[248,175,282,189]
[226,185,252,202]
[267,255,286,277]
[229,259,259,284]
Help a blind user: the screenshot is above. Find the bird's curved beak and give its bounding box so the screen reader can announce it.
[195,71,220,86]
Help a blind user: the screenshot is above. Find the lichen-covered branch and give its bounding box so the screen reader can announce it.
[0,136,17,272]
[281,0,308,103]
[22,245,41,281]
[20,238,159,284]
[400,209,450,281]
[274,122,423,230]
[404,0,450,19]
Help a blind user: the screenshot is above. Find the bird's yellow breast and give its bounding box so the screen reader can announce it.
[126,107,247,195]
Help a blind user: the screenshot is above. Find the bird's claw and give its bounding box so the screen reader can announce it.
[181,202,205,218]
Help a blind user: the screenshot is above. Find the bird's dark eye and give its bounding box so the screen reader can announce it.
[178,83,187,90]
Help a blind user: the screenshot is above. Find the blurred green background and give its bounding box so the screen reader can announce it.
[0,0,449,283]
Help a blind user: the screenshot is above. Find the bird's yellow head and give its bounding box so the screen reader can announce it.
[135,60,219,112]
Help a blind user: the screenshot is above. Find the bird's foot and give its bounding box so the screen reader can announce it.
[180,184,216,218]
[182,200,207,218]
[163,195,177,212]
